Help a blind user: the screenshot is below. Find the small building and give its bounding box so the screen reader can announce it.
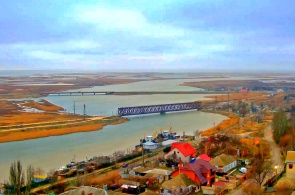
[33,174,48,183]
[286,151,295,179]
[144,168,172,183]
[240,88,248,93]
[161,173,200,195]
[164,142,197,163]
[171,159,216,186]
[209,154,237,173]
[129,166,152,176]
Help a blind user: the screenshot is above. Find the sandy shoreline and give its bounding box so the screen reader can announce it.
[0,99,128,143]
[0,117,127,143]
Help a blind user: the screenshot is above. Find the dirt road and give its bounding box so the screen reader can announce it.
[230,121,282,195]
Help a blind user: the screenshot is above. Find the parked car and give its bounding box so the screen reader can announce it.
[239,167,247,173]
[122,163,128,168]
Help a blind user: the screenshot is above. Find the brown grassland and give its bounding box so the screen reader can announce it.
[0,99,127,143]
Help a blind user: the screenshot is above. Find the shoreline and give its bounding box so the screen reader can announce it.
[0,92,237,144]
[0,116,127,143]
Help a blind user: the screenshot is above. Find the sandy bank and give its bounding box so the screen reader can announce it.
[0,117,127,143]
[200,110,239,136]
[0,99,128,143]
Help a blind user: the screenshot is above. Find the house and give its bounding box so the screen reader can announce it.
[209,154,237,173]
[144,168,172,183]
[286,151,295,179]
[164,142,197,163]
[161,173,201,195]
[129,166,152,176]
[240,88,248,93]
[171,159,216,186]
[33,174,48,183]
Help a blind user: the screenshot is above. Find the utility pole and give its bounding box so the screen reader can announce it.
[215,96,217,110]
[228,92,230,109]
[83,104,86,119]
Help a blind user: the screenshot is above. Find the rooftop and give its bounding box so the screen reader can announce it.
[286,151,295,163]
[170,142,196,157]
[210,154,236,167]
[161,173,199,190]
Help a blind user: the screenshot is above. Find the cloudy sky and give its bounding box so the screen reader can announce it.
[0,0,295,72]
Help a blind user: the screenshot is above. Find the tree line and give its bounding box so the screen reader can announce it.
[3,160,44,195]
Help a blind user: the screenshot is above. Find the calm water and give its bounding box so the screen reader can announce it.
[0,78,229,182]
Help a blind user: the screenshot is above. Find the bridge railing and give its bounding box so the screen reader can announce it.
[118,102,201,116]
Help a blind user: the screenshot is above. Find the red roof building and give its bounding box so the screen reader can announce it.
[164,142,197,163]
[240,88,248,93]
[171,159,217,186]
[198,154,212,162]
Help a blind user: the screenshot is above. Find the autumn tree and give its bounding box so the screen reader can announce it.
[251,158,273,186]
[272,109,288,143]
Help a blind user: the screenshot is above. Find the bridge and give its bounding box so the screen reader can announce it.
[40,91,228,96]
[118,102,201,116]
[40,91,114,96]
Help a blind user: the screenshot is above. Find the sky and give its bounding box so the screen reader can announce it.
[0,0,295,72]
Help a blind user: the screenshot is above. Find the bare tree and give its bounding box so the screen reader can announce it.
[251,158,273,186]
[242,182,263,195]
[25,165,33,195]
[33,167,45,175]
[9,160,25,195]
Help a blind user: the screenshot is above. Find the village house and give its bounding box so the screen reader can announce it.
[240,88,248,93]
[164,142,197,163]
[209,154,237,173]
[161,173,201,195]
[144,168,172,183]
[171,159,216,186]
[33,174,48,183]
[286,151,295,179]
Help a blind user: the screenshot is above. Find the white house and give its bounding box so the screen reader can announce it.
[164,142,196,163]
[209,154,237,173]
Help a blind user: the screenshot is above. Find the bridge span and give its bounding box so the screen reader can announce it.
[40,91,227,96]
[118,102,201,116]
[40,91,114,96]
